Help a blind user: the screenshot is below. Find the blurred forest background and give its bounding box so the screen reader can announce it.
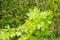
[0,0,60,40]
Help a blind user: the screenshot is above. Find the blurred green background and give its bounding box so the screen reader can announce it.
[0,0,60,40]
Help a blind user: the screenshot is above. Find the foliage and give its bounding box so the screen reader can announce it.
[0,7,52,40]
[0,0,60,40]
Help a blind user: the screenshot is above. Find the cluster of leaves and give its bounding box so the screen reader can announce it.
[0,7,52,40]
[18,7,53,40]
